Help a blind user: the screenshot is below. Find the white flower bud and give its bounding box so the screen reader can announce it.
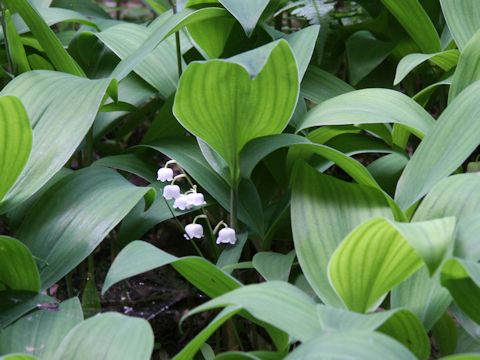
[173,195,192,211]
[163,185,181,200]
[184,223,204,240]
[216,227,236,245]
[187,192,206,207]
[157,167,174,182]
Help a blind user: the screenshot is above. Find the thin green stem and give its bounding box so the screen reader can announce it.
[168,0,183,77]
[230,184,238,231]
[0,4,13,73]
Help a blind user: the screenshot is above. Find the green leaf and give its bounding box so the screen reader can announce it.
[413,174,480,259]
[173,40,298,182]
[300,65,354,105]
[218,0,269,37]
[316,306,430,359]
[103,241,241,296]
[0,236,40,293]
[367,153,409,196]
[395,81,480,210]
[299,88,435,139]
[0,298,83,359]
[0,72,114,212]
[284,26,320,80]
[186,281,320,342]
[285,331,416,360]
[111,7,229,81]
[432,312,458,356]
[53,313,154,360]
[0,96,31,202]
[329,216,454,312]
[0,291,56,330]
[4,10,30,74]
[173,306,242,360]
[346,31,395,85]
[380,0,440,53]
[394,50,459,85]
[3,0,84,76]
[440,0,480,50]
[16,167,153,289]
[252,251,295,282]
[291,162,393,306]
[0,354,37,360]
[441,258,480,324]
[187,16,235,58]
[94,23,180,98]
[392,267,451,330]
[449,31,480,102]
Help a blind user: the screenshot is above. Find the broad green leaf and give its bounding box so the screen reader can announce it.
[0,96,31,202]
[0,291,55,330]
[441,258,480,324]
[9,7,96,36]
[51,0,110,18]
[412,77,452,107]
[111,7,229,81]
[0,71,114,212]
[449,31,480,102]
[173,306,242,360]
[394,50,459,85]
[446,352,480,360]
[94,23,180,98]
[0,355,37,360]
[4,10,30,74]
[3,0,84,76]
[396,81,480,210]
[103,241,241,296]
[329,217,455,312]
[440,0,480,50]
[252,251,295,282]
[300,65,354,105]
[53,313,154,360]
[316,306,430,359]
[298,89,435,139]
[187,16,235,58]
[392,267,451,330]
[413,174,480,259]
[103,241,288,349]
[0,236,40,293]
[284,26,319,80]
[173,40,298,182]
[380,0,440,53]
[16,167,153,289]
[346,31,395,85]
[186,281,320,342]
[0,298,83,359]
[219,0,269,37]
[285,331,416,360]
[432,312,458,356]
[367,153,409,196]
[291,162,393,306]
[215,351,282,360]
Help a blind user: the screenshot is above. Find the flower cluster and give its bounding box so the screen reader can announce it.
[157,161,236,245]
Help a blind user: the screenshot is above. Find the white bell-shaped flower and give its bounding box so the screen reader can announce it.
[216,227,236,245]
[157,167,174,182]
[184,223,204,240]
[187,192,206,207]
[173,194,192,211]
[163,185,181,200]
